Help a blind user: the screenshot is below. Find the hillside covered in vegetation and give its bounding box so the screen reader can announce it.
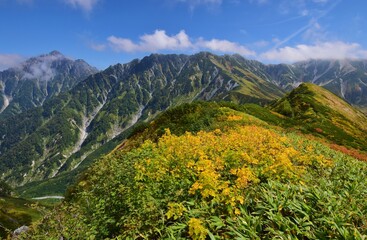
[15,96,367,239]
[0,192,41,238]
[270,83,367,152]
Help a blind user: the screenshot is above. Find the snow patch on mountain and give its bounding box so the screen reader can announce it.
[359,78,367,87]
[340,78,346,98]
[0,94,10,113]
[71,98,108,156]
[226,80,239,91]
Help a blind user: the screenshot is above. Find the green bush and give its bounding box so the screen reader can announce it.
[0,180,12,197]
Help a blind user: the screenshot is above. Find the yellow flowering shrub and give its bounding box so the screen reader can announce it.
[188,218,207,240]
[133,125,331,218]
[226,114,244,121]
[166,202,187,220]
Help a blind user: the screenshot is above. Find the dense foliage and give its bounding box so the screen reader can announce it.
[20,105,367,239]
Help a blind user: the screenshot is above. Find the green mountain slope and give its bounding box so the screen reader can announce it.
[0,51,98,118]
[2,53,367,200]
[0,52,285,189]
[270,83,367,151]
[19,101,367,239]
[266,59,367,107]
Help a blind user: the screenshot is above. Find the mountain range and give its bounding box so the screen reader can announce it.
[267,59,367,109]
[0,51,366,194]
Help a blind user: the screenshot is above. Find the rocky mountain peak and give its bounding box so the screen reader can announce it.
[0,51,98,117]
[48,50,63,56]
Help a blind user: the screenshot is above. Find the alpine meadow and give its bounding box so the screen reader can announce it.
[1,0,367,239]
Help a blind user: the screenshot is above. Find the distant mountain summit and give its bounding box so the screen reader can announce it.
[0,51,98,117]
[266,59,367,108]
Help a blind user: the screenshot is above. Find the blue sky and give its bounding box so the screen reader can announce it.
[0,0,367,70]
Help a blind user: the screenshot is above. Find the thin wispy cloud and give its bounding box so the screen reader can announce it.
[253,40,269,48]
[64,0,99,13]
[177,0,222,6]
[273,18,316,49]
[272,0,341,49]
[260,41,367,62]
[13,0,99,12]
[302,21,329,42]
[180,0,222,4]
[89,42,106,51]
[175,0,222,11]
[352,14,366,37]
[248,0,268,5]
[0,54,24,71]
[16,0,33,5]
[277,0,305,15]
[257,14,308,27]
[313,0,329,3]
[105,29,255,56]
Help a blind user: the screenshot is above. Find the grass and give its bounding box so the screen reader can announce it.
[0,197,41,238]
[18,101,367,239]
[269,83,367,151]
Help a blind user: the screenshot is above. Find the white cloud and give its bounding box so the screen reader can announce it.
[260,41,367,63]
[197,38,255,55]
[0,54,24,71]
[139,30,193,51]
[108,37,139,52]
[108,30,193,52]
[22,53,67,81]
[106,30,255,56]
[63,0,99,12]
